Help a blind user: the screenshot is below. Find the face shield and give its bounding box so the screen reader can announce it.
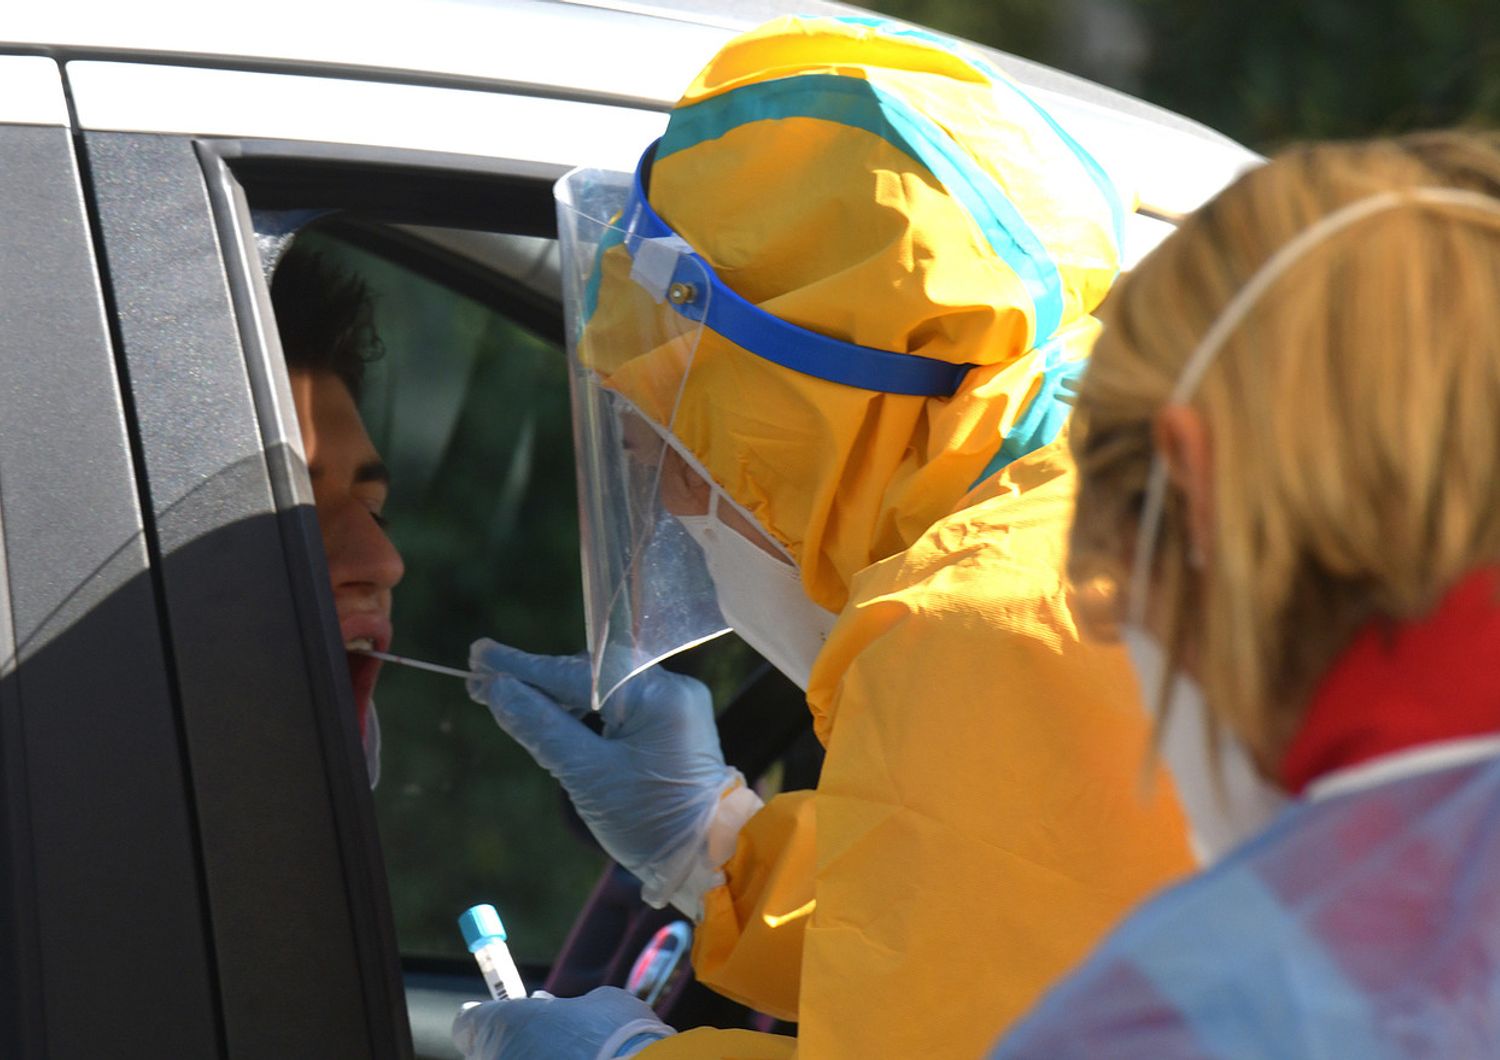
[557,135,994,710]
[555,164,729,711]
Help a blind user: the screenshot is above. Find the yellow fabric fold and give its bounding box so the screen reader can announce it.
[640,1027,797,1060]
[588,14,1125,614]
[678,442,1193,1058]
[691,790,816,1023]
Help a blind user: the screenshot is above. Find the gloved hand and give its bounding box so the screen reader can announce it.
[452,987,673,1059]
[469,640,759,914]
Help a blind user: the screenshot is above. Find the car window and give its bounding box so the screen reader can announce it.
[270,219,607,966]
[258,212,771,979]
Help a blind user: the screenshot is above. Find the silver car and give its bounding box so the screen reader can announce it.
[0,2,1255,1056]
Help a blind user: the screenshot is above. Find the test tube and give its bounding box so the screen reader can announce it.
[458,903,526,1001]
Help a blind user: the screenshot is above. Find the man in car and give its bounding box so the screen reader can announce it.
[272,243,405,784]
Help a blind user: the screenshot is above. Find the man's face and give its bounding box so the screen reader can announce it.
[289,370,404,737]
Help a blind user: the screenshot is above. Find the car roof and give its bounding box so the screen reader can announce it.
[5,0,1259,217]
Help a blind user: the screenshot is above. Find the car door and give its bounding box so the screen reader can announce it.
[66,87,415,1060]
[58,52,694,1059]
[0,56,221,1058]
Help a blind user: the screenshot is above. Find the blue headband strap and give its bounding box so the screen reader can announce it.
[621,140,973,398]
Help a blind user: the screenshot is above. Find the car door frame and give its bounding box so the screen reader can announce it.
[0,56,222,1059]
[64,55,658,1057]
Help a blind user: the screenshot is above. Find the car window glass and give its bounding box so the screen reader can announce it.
[256,211,775,975]
[268,218,605,966]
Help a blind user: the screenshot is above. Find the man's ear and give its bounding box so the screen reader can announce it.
[1153,405,1213,568]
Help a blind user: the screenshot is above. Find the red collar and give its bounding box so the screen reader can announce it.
[1280,568,1500,796]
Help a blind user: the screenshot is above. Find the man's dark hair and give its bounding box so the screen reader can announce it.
[271,243,381,402]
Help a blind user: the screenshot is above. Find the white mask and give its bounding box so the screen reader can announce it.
[1120,625,1286,864]
[676,491,837,691]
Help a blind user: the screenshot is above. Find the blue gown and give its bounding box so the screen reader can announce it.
[992,753,1500,1058]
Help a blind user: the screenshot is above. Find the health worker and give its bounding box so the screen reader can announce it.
[993,130,1500,1058]
[457,16,1194,1059]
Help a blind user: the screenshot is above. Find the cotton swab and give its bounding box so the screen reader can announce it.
[356,648,476,681]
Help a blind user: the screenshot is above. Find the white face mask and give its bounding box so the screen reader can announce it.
[1120,625,1286,864]
[676,492,837,691]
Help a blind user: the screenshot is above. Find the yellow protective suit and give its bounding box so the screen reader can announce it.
[578,15,1196,1057]
[646,438,1192,1058]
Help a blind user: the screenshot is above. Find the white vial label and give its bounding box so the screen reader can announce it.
[474,941,526,1001]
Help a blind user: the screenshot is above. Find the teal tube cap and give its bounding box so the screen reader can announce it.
[458,903,507,953]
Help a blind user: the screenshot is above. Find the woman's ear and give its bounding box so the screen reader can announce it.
[1154,405,1214,569]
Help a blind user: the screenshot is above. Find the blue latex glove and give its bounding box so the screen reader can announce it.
[468,640,740,909]
[453,987,673,1059]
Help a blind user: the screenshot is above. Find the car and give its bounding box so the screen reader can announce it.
[0,2,1259,1057]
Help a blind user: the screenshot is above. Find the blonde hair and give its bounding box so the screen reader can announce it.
[1069,130,1500,771]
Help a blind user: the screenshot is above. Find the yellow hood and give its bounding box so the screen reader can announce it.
[584,14,1124,611]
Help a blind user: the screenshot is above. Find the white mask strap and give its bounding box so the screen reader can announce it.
[1127,186,1500,626]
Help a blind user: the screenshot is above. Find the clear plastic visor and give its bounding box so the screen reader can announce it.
[556,166,729,710]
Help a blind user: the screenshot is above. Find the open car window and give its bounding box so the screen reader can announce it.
[282,219,607,967]
[250,203,774,1021]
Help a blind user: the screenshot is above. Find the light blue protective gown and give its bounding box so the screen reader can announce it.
[992,753,1500,1058]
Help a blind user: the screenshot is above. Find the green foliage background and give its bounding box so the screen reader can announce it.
[866,0,1500,148]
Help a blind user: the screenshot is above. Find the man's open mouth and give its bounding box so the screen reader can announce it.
[343,636,386,736]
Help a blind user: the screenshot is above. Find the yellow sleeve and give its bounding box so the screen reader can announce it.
[652,443,1192,1059]
[639,1027,797,1060]
[689,790,817,1023]
[789,441,1195,1058]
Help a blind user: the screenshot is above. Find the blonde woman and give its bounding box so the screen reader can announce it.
[992,131,1500,1057]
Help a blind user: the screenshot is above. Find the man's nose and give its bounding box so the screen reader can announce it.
[326,503,405,593]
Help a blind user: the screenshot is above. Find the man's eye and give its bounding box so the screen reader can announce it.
[372,510,391,530]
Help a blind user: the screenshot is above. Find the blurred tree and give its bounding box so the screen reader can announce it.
[861,0,1500,149]
[1132,0,1500,147]
[856,0,1057,64]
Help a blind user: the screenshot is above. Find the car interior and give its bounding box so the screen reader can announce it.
[248,168,820,1055]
